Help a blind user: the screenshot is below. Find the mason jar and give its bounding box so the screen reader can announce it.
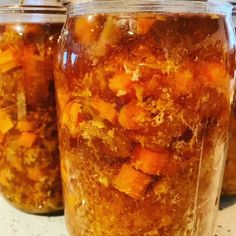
[222,1,236,195]
[55,0,235,235]
[0,0,66,214]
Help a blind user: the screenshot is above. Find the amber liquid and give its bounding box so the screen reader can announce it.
[55,13,235,235]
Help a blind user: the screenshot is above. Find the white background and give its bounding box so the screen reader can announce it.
[0,195,235,236]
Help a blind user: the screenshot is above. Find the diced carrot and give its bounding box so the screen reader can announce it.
[90,16,121,57]
[131,146,168,175]
[0,60,20,73]
[137,17,156,35]
[16,121,34,132]
[113,163,152,199]
[108,73,132,96]
[172,70,193,95]
[18,132,37,148]
[0,167,11,187]
[0,49,15,64]
[200,63,228,93]
[27,167,45,181]
[91,98,117,124]
[8,155,24,172]
[0,49,20,73]
[61,101,84,129]
[118,101,148,130]
[74,16,99,45]
[0,111,14,134]
[153,179,169,196]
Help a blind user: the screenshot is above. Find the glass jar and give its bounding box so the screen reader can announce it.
[222,1,236,195]
[55,0,235,235]
[0,0,66,214]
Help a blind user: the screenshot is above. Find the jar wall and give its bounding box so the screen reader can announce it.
[55,2,235,235]
[222,4,236,195]
[0,19,65,213]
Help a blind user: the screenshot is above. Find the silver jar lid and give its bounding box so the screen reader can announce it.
[18,0,62,6]
[0,0,63,7]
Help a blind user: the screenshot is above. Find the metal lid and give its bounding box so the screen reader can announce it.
[0,0,62,7]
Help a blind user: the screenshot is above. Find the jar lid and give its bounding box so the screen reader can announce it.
[0,0,63,7]
[19,0,62,6]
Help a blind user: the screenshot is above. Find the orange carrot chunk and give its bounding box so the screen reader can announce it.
[200,62,228,93]
[118,101,147,130]
[62,101,84,127]
[27,167,45,181]
[91,98,117,124]
[0,49,15,64]
[8,155,24,172]
[137,17,156,35]
[113,163,152,199]
[0,49,20,73]
[108,73,131,96]
[172,70,193,95]
[74,16,99,45]
[16,121,34,132]
[18,132,37,148]
[131,146,168,175]
[0,111,14,134]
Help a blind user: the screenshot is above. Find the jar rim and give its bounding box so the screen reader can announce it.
[67,0,233,16]
[0,5,66,23]
[0,0,63,7]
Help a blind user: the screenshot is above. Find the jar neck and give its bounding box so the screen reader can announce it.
[67,0,232,16]
[0,0,63,7]
[0,5,66,23]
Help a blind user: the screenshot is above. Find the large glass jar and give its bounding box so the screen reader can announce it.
[55,0,235,235]
[222,1,236,195]
[0,0,66,214]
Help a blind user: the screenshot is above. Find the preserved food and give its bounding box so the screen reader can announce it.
[0,2,65,214]
[55,1,235,235]
[222,1,236,195]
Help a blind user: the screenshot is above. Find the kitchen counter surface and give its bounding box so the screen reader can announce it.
[0,195,235,236]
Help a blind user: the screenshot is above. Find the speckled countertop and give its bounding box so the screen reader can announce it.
[0,195,235,236]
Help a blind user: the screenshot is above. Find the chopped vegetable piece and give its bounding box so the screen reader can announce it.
[74,16,99,45]
[90,16,120,57]
[18,132,37,148]
[172,70,193,95]
[0,49,20,73]
[113,163,152,199]
[200,63,228,93]
[137,17,156,35]
[118,101,148,130]
[62,101,84,133]
[0,167,11,187]
[16,121,34,132]
[7,155,24,172]
[91,98,117,124]
[132,146,168,175]
[108,73,131,96]
[0,60,20,73]
[27,167,45,181]
[0,49,15,64]
[153,179,169,196]
[0,111,14,134]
